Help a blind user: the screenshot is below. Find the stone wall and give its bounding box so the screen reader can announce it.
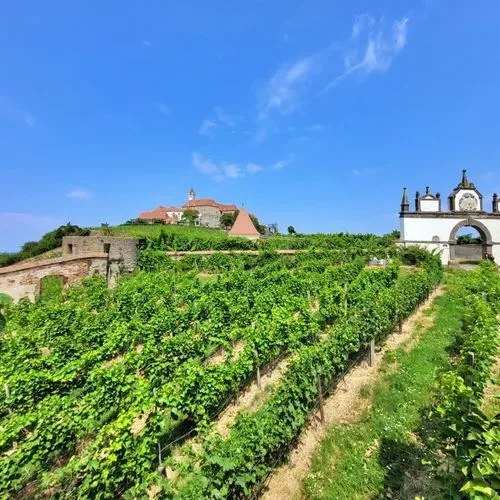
[0,237,141,302]
[0,254,108,302]
[454,244,484,260]
[62,236,139,272]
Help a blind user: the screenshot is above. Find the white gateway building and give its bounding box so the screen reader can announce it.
[399,170,500,265]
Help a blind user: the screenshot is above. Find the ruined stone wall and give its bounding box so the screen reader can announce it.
[62,236,139,272]
[0,255,108,302]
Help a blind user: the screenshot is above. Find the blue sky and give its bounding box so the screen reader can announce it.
[2,0,500,251]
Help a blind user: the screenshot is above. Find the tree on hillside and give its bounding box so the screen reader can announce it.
[181,209,199,226]
[287,225,296,235]
[249,214,266,235]
[220,211,238,230]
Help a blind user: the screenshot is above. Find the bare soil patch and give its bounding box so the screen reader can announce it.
[261,286,444,500]
[215,355,292,438]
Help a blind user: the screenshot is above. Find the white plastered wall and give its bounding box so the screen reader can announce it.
[400,216,500,264]
[420,199,440,212]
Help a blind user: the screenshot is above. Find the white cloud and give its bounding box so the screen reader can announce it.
[352,167,377,176]
[192,153,219,176]
[246,163,263,174]
[307,124,324,132]
[142,40,152,47]
[192,154,278,181]
[214,106,235,128]
[223,164,243,179]
[67,189,93,199]
[156,102,170,115]
[352,14,375,38]
[258,56,316,119]
[323,15,410,93]
[23,113,35,127]
[271,159,289,170]
[199,119,217,136]
[393,18,409,50]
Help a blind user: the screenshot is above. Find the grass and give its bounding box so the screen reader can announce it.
[482,355,500,419]
[303,275,465,499]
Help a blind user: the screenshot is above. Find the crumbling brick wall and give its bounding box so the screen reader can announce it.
[0,255,108,302]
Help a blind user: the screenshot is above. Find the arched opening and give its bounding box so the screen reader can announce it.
[39,275,66,301]
[0,293,13,332]
[449,219,492,262]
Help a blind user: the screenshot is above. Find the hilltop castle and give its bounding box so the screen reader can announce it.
[139,189,237,228]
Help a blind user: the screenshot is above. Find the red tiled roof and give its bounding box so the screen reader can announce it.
[218,203,238,212]
[139,206,183,221]
[162,206,185,212]
[182,199,237,212]
[228,208,260,237]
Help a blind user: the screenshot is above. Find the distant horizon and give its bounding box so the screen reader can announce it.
[2,1,500,251]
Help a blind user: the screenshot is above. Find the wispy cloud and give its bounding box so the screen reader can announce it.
[323,15,409,93]
[192,153,220,177]
[246,163,263,174]
[223,164,244,179]
[258,56,317,120]
[352,167,378,176]
[199,119,217,136]
[192,153,287,181]
[22,113,35,127]
[307,124,324,132]
[254,12,409,139]
[214,106,236,128]
[141,40,152,47]
[270,154,296,170]
[271,159,289,170]
[67,189,93,200]
[156,102,170,115]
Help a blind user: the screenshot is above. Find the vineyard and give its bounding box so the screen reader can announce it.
[0,239,463,498]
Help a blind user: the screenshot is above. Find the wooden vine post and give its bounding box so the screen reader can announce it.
[253,323,261,388]
[369,338,376,367]
[316,372,325,423]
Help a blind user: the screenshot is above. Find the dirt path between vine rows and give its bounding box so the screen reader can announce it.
[261,286,445,500]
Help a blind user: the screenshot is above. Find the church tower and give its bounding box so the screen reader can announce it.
[188,188,196,201]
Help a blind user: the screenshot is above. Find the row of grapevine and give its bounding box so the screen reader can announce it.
[138,228,397,253]
[140,259,443,497]
[0,252,366,496]
[422,262,500,498]
[32,260,371,497]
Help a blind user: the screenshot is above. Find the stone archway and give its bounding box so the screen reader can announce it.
[448,218,493,261]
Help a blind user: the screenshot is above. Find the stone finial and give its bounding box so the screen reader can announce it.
[460,169,471,188]
[493,193,498,213]
[400,187,409,212]
[425,186,430,195]
[436,192,441,199]
[415,190,420,212]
